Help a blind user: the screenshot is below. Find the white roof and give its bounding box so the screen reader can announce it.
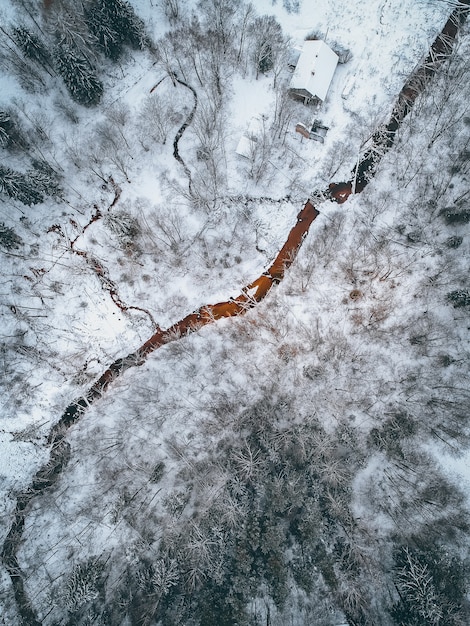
[236,135,256,158]
[235,116,263,158]
[289,40,339,101]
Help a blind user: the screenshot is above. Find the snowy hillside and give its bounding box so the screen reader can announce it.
[0,0,469,624]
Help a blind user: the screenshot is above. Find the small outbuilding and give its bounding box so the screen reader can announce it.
[295,119,329,143]
[235,116,264,159]
[289,40,339,106]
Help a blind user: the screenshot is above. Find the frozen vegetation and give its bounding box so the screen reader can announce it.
[0,0,469,624]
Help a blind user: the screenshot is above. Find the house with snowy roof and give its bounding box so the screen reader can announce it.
[289,40,339,106]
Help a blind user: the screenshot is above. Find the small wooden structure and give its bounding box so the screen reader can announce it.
[295,123,310,139]
[295,119,329,143]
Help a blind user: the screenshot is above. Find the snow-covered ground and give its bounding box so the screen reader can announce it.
[0,0,469,623]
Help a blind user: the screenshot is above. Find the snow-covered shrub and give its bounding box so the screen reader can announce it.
[445,235,463,248]
[150,559,180,595]
[368,411,417,457]
[162,490,189,517]
[150,460,166,483]
[446,289,470,308]
[0,223,22,250]
[105,210,141,249]
[439,206,470,225]
[54,97,80,124]
[334,45,353,64]
[305,29,323,41]
[60,560,104,612]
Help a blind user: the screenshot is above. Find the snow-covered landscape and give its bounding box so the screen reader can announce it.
[1,0,469,624]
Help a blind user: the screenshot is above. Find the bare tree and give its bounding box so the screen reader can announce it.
[137,93,174,146]
[272,86,297,143]
[197,0,238,57]
[93,121,134,182]
[159,0,182,23]
[240,116,273,183]
[0,31,47,92]
[47,1,98,65]
[249,14,284,80]
[235,1,255,70]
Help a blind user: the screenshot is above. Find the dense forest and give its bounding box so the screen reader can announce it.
[0,0,469,625]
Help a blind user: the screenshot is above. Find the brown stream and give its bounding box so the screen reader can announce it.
[2,3,469,624]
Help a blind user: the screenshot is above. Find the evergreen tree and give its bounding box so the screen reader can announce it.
[0,166,44,205]
[0,112,14,149]
[446,289,470,308]
[13,27,52,69]
[85,0,150,60]
[85,2,123,60]
[0,223,22,250]
[54,43,103,106]
[0,111,25,150]
[101,0,149,50]
[30,160,62,198]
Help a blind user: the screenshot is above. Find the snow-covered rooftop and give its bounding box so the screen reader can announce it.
[289,40,339,102]
[236,134,256,158]
[235,116,264,158]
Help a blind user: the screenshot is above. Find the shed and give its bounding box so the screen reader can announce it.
[235,116,264,159]
[235,135,257,159]
[289,40,338,105]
